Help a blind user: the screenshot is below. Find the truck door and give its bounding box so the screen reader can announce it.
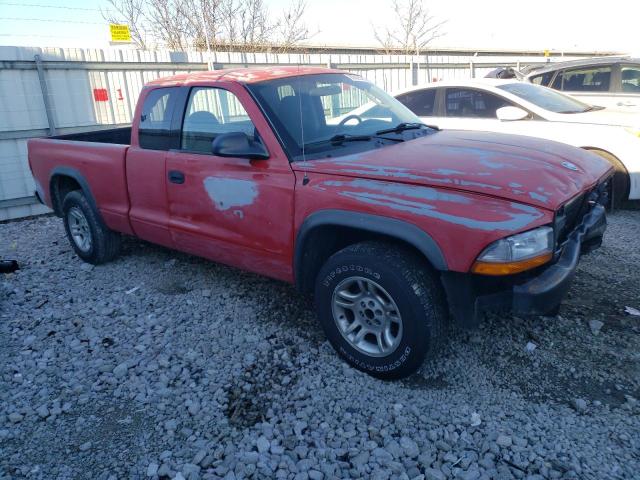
[165,83,295,282]
[126,86,184,248]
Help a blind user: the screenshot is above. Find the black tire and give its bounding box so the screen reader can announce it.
[584,148,629,208]
[62,190,121,265]
[314,241,447,380]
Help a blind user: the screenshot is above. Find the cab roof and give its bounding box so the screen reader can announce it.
[145,66,345,87]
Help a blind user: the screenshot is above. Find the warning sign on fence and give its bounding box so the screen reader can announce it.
[109,24,132,43]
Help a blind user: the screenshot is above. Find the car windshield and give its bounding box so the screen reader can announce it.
[246,73,431,161]
[497,82,594,114]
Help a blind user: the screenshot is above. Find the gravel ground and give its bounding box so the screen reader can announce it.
[1,210,639,480]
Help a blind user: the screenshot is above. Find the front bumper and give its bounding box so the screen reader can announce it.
[442,185,608,328]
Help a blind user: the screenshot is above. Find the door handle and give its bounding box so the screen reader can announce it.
[168,170,185,184]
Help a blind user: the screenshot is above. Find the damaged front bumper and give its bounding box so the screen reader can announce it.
[442,185,608,328]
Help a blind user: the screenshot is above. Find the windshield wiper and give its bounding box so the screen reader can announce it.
[375,122,439,135]
[303,134,372,148]
[303,133,403,149]
[329,134,373,144]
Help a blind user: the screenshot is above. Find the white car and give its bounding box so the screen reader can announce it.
[393,79,640,205]
[523,56,640,114]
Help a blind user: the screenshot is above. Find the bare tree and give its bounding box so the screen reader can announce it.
[216,0,277,51]
[241,0,276,47]
[104,0,314,52]
[374,29,397,55]
[277,0,313,52]
[375,0,445,54]
[183,0,224,52]
[101,0,149,49]
[146,0,191,51]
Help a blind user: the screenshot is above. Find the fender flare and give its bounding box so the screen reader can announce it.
[294,209,448,290]
[49,166,105,225]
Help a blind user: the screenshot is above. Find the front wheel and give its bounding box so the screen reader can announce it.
[314,241,447,380]
[62,190,121,265]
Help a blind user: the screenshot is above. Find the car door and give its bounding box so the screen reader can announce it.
[165,82,296,281]
[127,86,185,248]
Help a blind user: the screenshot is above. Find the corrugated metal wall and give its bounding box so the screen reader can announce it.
[0,45,592,220]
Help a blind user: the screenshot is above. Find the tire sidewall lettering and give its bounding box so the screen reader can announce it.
[322,264,381,287]
[338,345,411,372]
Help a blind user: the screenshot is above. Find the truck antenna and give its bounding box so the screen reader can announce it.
[297,65,310,185]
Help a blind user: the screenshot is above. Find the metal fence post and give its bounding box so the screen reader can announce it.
[34,54,56,136]
[469,60,475,79]
[411,62,418,86]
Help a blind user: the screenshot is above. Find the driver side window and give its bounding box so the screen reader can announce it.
[181,87,257,154]
[445,88,513,118]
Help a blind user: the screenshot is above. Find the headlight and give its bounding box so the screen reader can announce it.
[471,226,554,275]
[625,127,640,138]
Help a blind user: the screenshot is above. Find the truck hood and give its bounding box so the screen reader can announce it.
[294,130,613,209]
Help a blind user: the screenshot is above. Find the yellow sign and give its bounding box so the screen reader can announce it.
[543,49,550,58]
[109,24,132,43]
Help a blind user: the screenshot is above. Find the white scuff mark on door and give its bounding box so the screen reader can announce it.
[203,177,258,211]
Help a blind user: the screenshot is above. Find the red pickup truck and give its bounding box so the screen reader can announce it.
[29,67,612,379]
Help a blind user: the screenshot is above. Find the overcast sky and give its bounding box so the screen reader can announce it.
[0,0,637,53]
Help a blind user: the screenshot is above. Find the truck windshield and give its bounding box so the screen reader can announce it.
[246,73,430,161]
[497,82,595,114]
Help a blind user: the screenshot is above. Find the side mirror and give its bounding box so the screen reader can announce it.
[496,106,529,121]
[211,132,269,160]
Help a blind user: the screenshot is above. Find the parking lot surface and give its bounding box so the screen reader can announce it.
[1,211,639,479]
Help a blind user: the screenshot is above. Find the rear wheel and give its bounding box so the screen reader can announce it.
[314,241,447,380]
[62,190,121,265]
[584,148,629,208]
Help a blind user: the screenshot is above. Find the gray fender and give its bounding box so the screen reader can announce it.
[49,166,105,226]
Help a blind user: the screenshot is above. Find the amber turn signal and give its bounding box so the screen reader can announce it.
[471,252,553,276]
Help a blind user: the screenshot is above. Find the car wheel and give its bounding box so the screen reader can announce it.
[584,148,629,208]
[62,190,121,264]
[314,241,447,380]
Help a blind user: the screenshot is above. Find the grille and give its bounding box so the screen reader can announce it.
[554,176,610,247]
[555,192,587,246]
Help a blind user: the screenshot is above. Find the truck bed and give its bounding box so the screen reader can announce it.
[51,126,132,145]
[28,129,133,235]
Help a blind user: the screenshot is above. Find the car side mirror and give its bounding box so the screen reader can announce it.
[211,132,269,160]
[496,106,529,121]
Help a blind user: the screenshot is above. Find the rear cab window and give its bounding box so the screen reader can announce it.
[138,87,181,150]
[551,66,612,92]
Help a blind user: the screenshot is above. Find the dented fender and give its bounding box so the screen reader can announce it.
[293,173,553,273]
